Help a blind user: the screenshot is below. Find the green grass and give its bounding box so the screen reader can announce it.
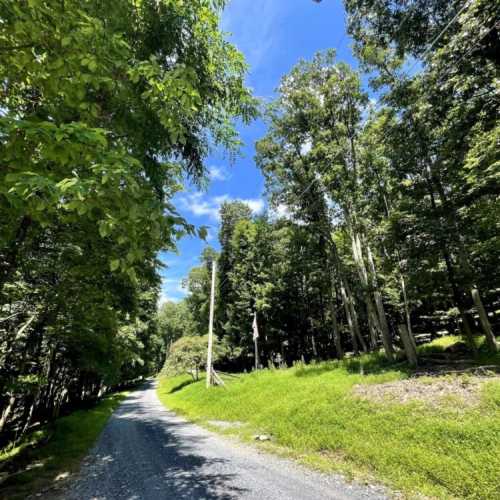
[157,351,500,500]
[418,334,500,365]
[0,391,127,500]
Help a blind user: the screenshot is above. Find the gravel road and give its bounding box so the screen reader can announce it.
[65,380,389,500]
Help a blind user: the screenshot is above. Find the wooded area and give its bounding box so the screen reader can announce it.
[161,0,499,374]
[0,0,255,447]
[1,0,499,455]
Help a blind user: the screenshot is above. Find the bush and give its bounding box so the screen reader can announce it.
[162,336,230,380]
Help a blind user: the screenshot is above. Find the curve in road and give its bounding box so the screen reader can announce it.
[65,380,389,500]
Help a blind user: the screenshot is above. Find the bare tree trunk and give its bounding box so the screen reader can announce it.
[399,273,416,351]
[326,227,367,354]
[351,232,394,359]
[424,175,476,350]
[0,395,15,434]
[366,301,379,349]
[365,244,395,359]
[340,284,358,354]
[398,324,418,367]
[311,333,318,358]
[350,233,380,345]
[329,270,344,359]
[471,287,498,351]
[340,281,367,353]
[331,309,344,359]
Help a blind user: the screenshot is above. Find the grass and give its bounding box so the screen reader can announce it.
[0,391,127,500]
[157,346,500,500]
[418,335,500,365]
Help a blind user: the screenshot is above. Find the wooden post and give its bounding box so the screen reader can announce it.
[252,311,260,370]
[398,324,418,367]
[206,260,216,388]
[254,337,260,370]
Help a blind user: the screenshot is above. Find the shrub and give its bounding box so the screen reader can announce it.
[162,336,230,380]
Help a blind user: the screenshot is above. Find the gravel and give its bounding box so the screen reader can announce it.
[63,380,390,500]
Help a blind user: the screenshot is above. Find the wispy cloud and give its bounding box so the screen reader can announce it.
[208,166,230,182]
[271,203,292,220]
[221,0,283,72]
[159,277,187,306]
[178,192,265,222]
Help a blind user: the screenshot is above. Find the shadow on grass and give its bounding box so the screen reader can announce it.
[169,378,197,394]
[294,353,413,378]
[344,355,412,376]
[65,380,247,500]
[0,392,127,500]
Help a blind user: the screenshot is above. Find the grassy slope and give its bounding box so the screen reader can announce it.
[158,344,500,500]
[0,391,127,500]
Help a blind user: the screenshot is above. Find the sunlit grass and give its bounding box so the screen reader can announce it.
[158,349,500,499]
[0,392,127,500]
[418,334,500,365]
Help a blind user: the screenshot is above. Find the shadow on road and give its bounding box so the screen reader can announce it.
[70,380,247,500]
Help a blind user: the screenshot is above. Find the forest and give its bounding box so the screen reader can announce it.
[0,0,255,447]
[161,0,499,375]
[1,0,499,456]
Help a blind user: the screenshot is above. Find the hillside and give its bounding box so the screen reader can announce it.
[158,340,500,500]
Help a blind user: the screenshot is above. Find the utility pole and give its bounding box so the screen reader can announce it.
[206,260,216,388]
[252,311,260,370]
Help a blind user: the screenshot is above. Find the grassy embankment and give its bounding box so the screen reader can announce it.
[157,337,500,499]
[0,392,127,500]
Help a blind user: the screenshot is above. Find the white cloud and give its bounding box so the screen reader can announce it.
[158,277,187,307]
[300,139,312,156]
[269,203,293,221]
[178,192,265,221]
[208,166,230,182]
[244,198,265,214]
[221,0,283,71]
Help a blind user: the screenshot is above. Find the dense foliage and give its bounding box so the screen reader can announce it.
[0,0,254,444]
[165,0,498,371]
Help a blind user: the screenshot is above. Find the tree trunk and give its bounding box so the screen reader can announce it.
[329,280,343,359]
[398,324,418,367]
[366,244,395,356]
[471,287,498,351]
[311,333,318,358]
[340,281,367,353]
[351,233,379,347]
[425,174,476,351]
[399,273,416,351]
[352,232,394,359]
[0,395,15,434]
[366,301,379,349]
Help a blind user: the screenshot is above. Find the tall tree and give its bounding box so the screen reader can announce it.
[0,0,256,442]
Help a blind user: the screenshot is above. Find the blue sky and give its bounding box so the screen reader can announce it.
[159,0,357,304]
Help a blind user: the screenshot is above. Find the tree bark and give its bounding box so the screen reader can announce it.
[398,324,418,367]
[471,287,498,351]
[0,396,15,434]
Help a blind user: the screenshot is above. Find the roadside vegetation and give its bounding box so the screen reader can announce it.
[0,392,127,500]
[160,0,499,380]
[0,0,254,451]
[158,342,500,500]
[2,0,499,497]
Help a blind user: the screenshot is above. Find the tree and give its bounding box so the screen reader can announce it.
[0,0,256,443]
[162,335,230,381]
[344,0,499,350]
[158,301,197,354]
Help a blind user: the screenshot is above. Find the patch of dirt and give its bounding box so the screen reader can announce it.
[353,374,500,408]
